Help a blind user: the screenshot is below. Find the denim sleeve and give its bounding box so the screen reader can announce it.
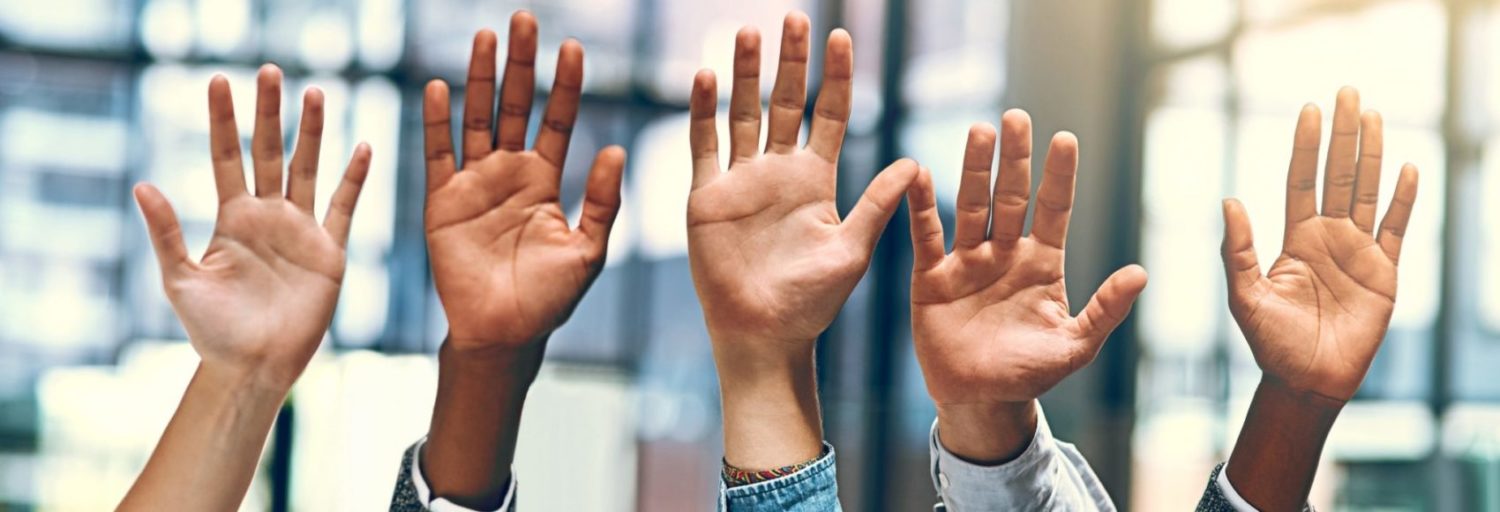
[929,407,1115,511]
[389,438,518,512]
[718,442,841,512]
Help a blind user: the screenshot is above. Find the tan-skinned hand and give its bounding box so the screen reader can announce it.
[1221,87,1418,403]
[134,65,371,392]
[423,12,625,353]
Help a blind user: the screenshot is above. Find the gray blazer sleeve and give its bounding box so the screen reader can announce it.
[1194,463,1238,512]
[390,442,428,512]
[389,441,520,512]
[1195,462,1314,512]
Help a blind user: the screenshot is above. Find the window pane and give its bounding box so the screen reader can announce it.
[1234,1,1446,126]
[1482,125,1500,329]
[646,0,811,100]
[0,0,135,51]
[903,0,1007,109]
[410,0,638,93]
[1152,0,1233,49]
[1140,107,1226,355]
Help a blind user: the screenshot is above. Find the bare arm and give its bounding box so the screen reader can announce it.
[417,10,625,509]
[686,12,918,471]
[120,65,371,510]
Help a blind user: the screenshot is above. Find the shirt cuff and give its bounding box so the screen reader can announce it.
[1214,462,1260,512]
[411,437,517,512]
[929,405,1054,507]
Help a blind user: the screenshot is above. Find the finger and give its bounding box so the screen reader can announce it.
[1072,265,1148,349]
[423,81,457,192]
[806,29,852,163]
[843,158,920,254]
[251,65,285,198]
[952,123,997,249]
[286,87,325,213]
[1285,104,1322,228]
[991,109,1033,246]
[1321,87,1360,218]
[1377,164,1419,264]
[728,27,763,167]
[495,11,538,151]
[577,146,626,262]
[207,75,247,203]
[764,11,810,154]
[1029,132,1079,249]
[461,29,499,166]
[1221,198,1264,295]
[534,39,584,171]
[323,143,373,247]
[689,70,721,190]
[907,166,946,272]
[133,183,191,277]
[1350,110,1383,233]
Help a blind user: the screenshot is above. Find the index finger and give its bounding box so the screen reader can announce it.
[208,75,248,203]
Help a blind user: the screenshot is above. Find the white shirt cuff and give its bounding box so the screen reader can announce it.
[929,405,1055,506]
[411,437,517,512]
[1215,462,1259,512]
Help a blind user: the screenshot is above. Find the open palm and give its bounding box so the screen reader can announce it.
[686,15,916,346]
[423,14,624,351]
[135,66,370,390]
[1222,87,1418,402]
[909,111,1147,406]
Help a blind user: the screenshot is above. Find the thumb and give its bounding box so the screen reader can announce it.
[133,183,190,276]
[1074,264,1148,350]
[1221,198,1263,295]
[577,146,626,263]
[842,158,920,255]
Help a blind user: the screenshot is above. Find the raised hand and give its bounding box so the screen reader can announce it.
[1218,87,1419,512]
[688,13,916,351]
[423,12,625,352]
[121,64,369,511]
[135,65,371,390]
[687,12,917,470]
[419,12,625,508]
[1221,87,1418,402]
[907,111,1145,462]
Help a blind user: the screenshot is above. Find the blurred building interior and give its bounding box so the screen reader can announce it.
[1,0,1499,510]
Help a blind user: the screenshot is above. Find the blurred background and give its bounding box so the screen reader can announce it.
[1,0,1499,510]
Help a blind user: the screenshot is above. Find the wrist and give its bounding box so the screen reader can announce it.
[712,334,824,470]
[1254,374,1349,414]
[1225,375,1345,511]
[423,334,544,509]
[197,358,297,400]
[190,361,290,428]
[439,334,548,381]
[445,325,553,354]
[935,400,1038,465]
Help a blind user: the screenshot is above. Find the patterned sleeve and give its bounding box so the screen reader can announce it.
[390,442,428,512]
[1195,462,1314,512]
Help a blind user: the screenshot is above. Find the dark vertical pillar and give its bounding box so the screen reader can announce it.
[269,402,295,512]
[863,0,909,510]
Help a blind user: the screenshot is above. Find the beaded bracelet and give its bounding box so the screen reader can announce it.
[721,446,829,487]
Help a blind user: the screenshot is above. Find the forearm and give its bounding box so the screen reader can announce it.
[119,362,286,511]
[1226,375,1343,511]
[713,339,824,470]
[422,337,543,510]
[934,400,1038,464]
